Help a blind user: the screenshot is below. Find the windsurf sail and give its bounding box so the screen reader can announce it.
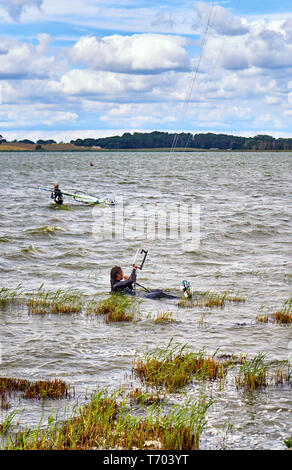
[38,187,115,205]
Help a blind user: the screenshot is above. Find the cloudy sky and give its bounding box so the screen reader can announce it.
[0,0,292,141]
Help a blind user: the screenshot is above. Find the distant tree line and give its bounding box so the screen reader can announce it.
[0,138,57,145]
[17,139,57,145]
[1,132,292,150]
[70,131,292,150]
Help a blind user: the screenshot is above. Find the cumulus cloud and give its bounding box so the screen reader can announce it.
[49,69,171,98]
[70,34,190,73]
[249,27,292,69]
[1,1,292,138]
[282,19,292,44]
[194,1,249,36]
[200,14,292,73]
[0,35,64,80]
[0,0,43,20]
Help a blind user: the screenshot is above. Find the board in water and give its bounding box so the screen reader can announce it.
[38,187,115,205]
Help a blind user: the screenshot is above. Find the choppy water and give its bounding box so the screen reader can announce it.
[0,151,291,450]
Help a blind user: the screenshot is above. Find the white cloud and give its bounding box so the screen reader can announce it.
[71,34,190,73]
[1,1,292,139]
[1,128,138,142]
[0,0,43,20]
[194,1,249,36]
[49,69,160,96]
[249,26,292,69]
[0,35,65,80]
[0,103,77,128]
[202,16,292,72]
[98,102,180,126]
[48,67,188,101]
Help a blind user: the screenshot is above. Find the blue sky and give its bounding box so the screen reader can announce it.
[0,0,292,141]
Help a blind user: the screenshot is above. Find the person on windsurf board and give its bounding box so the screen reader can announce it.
[51,184,63,205]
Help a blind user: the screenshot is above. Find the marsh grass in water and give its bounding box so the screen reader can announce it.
[0,377,71,406]
[5,388,213,450]
[178,290,245,309]
[256,296,292,324]
[27,285,83,314]
[23,379,71,400]
[127,387,165,406]
[132,339,231,392]
[0,285,23,306]
[235,353,290,391]
[147,311,178,324]
[256,311,292,324]
[0,410,19,436]
[86,294,140,323]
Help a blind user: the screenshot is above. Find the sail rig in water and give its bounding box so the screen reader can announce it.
[38,187,115,205]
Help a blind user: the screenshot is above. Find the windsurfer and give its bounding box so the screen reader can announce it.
[51,183,63,205]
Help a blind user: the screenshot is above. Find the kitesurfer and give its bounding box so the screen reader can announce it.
[110,265,177,299]
[51,183,63,205]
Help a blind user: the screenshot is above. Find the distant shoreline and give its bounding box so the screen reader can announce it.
[0,147,291,153]
[1,130,292,152]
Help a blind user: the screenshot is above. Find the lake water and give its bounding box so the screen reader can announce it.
[0,151,291,449]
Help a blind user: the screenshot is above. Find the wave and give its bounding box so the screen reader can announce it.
[5,244,43,260]
[21,244,42,254]
[52,247,93,259]
[27,225,67,235]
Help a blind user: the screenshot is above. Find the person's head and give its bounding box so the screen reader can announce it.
[110,266,123,291]
[54,183,59,189]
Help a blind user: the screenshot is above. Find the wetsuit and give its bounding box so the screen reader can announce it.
[112,269,177,299]
[51,188,63,205]
[112,268,137,296]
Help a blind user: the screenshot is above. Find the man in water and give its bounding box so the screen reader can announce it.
[51,183,63,205]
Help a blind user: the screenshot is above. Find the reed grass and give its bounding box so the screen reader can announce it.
[5,389,213,450]
[0,378,30,393]
[235,354,290,391]
[23,380,70,400]
[256,296,292,324]
[132,339,230,392]
[217,354,247,365]
[86,294,139,323]
[27,285,83,315]
[235,353,268,390]
[178,290,245,309]
[0,377,70,403]
[177,297,193,308]
[284,435,292,449]
[0,411,18,435]
[0,394,9,409]
[256,310,292,324]
[152,311,177,324]
[127,388,164,406]
[0,285,23,305]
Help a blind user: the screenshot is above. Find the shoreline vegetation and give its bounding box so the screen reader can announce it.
[1,131,292,152]
[1,339,291,449]
[1,287,291,449]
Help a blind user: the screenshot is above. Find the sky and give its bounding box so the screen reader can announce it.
[0,0,292,142]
